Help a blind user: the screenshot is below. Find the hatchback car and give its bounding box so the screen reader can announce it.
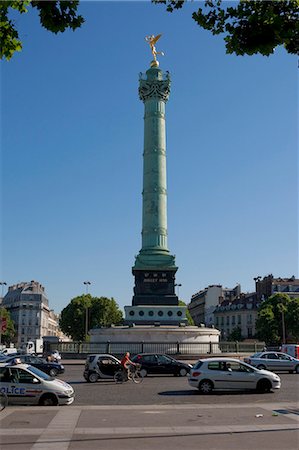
[0,362,74,406]
[131,353,192,377]
[188,358,281,394]
[83,354,121,382]
[244,352,299,373]
[4,354,64,377]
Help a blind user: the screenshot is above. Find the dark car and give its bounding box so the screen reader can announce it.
[131,353,192,377]
[4,354,64,377]
[83,354,121,382]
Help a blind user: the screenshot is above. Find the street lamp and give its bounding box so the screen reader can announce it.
[83,281,91,341]
[175,283,182,300]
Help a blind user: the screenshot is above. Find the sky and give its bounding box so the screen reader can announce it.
[1,1,298,314]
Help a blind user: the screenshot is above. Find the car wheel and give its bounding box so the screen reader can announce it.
[198,380,213,394]
[39,394,58,406]
[179,368,187,377]
[257,364,266,370]
[140,369,147,378]
[49,368,58,377]
[295,365,299,374]
[88,372,99,383]
[257,379,272,393]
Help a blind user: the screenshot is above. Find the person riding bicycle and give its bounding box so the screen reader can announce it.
[120,352,136,380]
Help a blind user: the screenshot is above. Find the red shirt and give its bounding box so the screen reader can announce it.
[121,355,130,367]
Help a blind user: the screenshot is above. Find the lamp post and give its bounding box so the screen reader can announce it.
[83,281,91,341]
[175,283,182,300]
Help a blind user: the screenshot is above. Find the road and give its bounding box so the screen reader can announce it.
[0,364,298,449]
[60,364,299,406]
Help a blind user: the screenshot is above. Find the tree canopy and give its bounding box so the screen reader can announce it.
[0,307,15,345]
[256,293,299,344]
[1,0,84,60]
[178,300,194,325]
[154,0,299,56]
[59,295,123,341]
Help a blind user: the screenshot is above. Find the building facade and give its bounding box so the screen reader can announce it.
[2,281,50,346]
[188,284,241,327]
[213,293,261,340]
[255,274,299,300]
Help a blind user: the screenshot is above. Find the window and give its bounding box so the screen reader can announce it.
[226,316,230,325]
[157,355,172,364]
[238,315,241,324]
[232,316,235,325]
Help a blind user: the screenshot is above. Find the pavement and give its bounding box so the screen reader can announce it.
[1,402,298,449]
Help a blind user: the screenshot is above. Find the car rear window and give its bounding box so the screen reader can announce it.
[193,361,203,370]
[88,356,96,363]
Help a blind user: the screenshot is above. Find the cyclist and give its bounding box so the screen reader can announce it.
[120,352,137,380]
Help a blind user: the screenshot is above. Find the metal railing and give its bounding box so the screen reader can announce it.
[49,340,265,357]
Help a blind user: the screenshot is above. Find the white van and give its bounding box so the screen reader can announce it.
[0,362,74,406]
[281,344,299,359]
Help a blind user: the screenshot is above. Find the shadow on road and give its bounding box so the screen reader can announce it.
[158,389,274,396]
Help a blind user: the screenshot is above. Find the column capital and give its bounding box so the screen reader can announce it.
[139,69,171,102]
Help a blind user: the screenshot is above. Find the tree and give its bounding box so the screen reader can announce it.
[154,0,299,56]
[59,295,123,341]
[256,293,299,344]
[0,307,15,345]
[1,1,84,60]
[178,300,194,325]
[228,326,243,341]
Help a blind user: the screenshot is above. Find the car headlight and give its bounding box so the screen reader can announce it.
[64,389,73,395]
[60,365,64,369]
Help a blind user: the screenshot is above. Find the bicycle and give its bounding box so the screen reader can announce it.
[114,363,143,384]
[0,392,8,411]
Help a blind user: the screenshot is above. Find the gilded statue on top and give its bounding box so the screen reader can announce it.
[145,34,164,67]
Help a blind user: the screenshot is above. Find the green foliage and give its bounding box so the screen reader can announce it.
[0,1,84,60]
[0,307,15,344]
[59,295,123,341]
[178,300,194,325]
[154,0,299,56]
[228,326,243,341]
[256,293,299,344]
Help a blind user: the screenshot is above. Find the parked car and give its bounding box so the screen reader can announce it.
[188,358,281,394]
[244,352,299,373]
[0,362,74,406]
[83,354,121,382]
[131,353,192,377]
[3,354,64,377]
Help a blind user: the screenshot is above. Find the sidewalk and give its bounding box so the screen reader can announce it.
[1,402,298,450]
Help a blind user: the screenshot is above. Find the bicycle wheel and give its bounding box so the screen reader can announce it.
[132,371,144,384]
[114,370,125,384]
[0,392,8,411]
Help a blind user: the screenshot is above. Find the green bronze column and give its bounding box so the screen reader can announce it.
[126,36,187,324]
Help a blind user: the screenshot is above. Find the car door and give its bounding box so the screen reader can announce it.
[156,355,174,374]
[97,356,119,378]
[265,353,280,371]
[141,355,159,374]
[1,367,42,405]
[277,353,294,371]
[223,361,257,389]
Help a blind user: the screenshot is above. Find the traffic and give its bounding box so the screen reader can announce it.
[1,348,298,408]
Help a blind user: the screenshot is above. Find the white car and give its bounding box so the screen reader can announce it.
[188,358,281,394]
[0,362,74,406]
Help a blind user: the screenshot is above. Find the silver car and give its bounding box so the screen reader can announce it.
[188,358,281,394]
[0,362,74,406]
[244,352,299,373]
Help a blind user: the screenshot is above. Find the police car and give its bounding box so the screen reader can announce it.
[0,361,74,406]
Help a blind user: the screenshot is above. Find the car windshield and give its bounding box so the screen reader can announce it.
[252,352,262,358]
[27,365,52,381]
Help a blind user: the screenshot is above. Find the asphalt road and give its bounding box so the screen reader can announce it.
[60,364,299,406]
